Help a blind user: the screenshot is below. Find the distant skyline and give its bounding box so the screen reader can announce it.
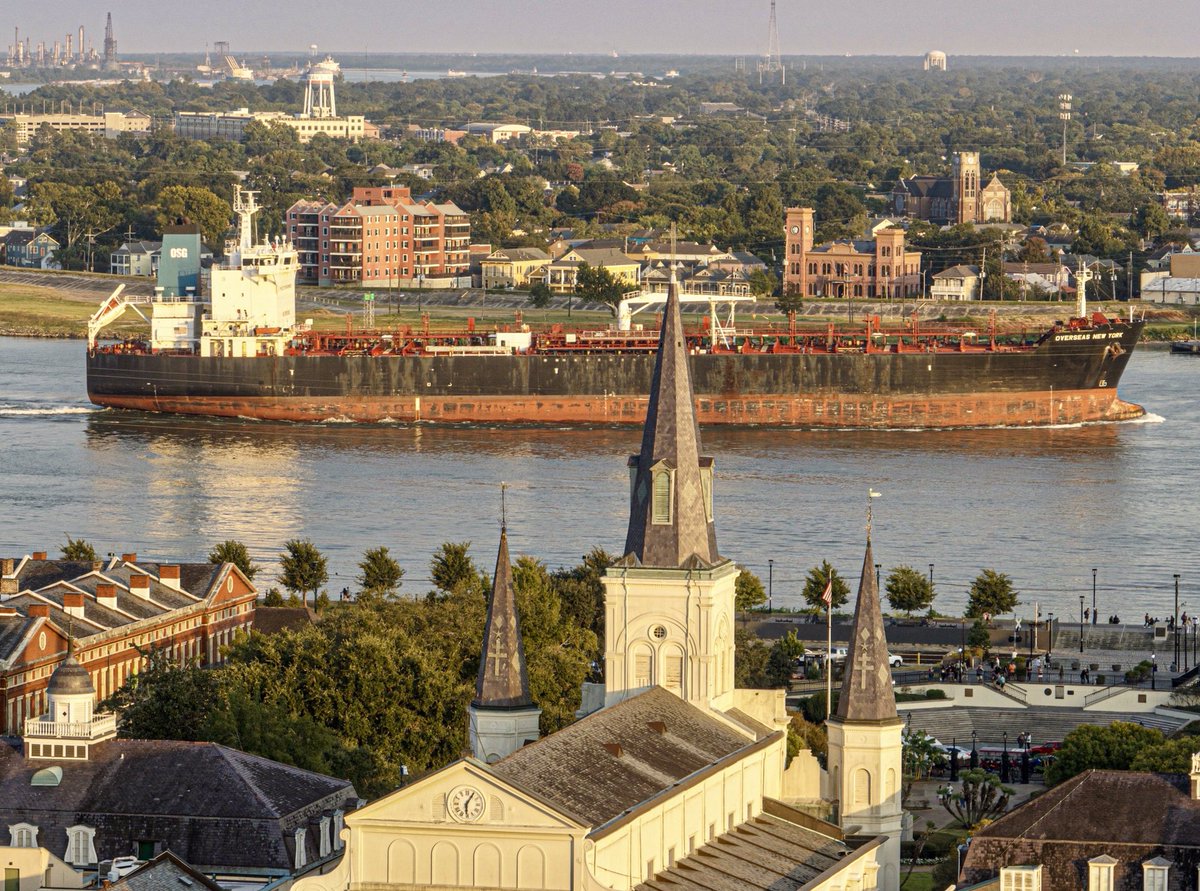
[4,1,1197,59]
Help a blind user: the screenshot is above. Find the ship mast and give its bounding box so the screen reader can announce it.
[233,187,260,262]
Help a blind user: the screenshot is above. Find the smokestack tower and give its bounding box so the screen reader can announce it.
[757,0,785,85]
[103,13,117,69]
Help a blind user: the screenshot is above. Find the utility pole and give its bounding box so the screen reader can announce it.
[1128,251,1134,301]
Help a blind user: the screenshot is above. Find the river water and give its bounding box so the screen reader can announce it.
[0,336,1194,621]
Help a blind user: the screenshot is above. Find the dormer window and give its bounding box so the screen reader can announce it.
[652,469,673,525]
[9,823,37,847]
[332,810,345,851]
[293,827,307,870]
[1089,857,1116,891]
[318,816,331,858]
[66,825,97,865]
[1001,865,1042,891]
[1143,858,1171,891]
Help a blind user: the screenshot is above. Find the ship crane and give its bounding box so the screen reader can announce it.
[617,288,755,348]
[87,285,153,349]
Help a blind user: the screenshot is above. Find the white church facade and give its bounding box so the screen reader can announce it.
[294,274,903,891]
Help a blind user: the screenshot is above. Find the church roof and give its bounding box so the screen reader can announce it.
[473,528,534,709]
[491,687,767,829]
[621,277,720,569]
[833,537,898,724]
[638,805,870,891]
[894,176,954,200]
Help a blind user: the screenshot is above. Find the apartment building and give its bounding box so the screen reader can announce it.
[284,186,470,287]
[783,207,923,299]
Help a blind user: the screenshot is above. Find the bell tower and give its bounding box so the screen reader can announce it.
[953,152,981,224]
[602,272,738,711]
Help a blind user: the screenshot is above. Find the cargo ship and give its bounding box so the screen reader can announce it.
[86,191,1145,429]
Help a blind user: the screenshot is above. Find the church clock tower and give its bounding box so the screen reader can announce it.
[601,272,739,712]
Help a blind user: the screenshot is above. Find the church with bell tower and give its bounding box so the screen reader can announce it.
[294,273,900,891]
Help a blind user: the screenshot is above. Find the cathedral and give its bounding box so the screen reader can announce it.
[892,152,1012,225]
[294,273,904,891]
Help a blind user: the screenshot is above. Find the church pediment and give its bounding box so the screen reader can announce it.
[348,759,587,832]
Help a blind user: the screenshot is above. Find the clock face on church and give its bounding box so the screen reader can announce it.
[448,785,486,822]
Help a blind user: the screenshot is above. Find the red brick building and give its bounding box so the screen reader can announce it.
[285,186,470,287]
[783,207,923,299]
[0,553,257,735]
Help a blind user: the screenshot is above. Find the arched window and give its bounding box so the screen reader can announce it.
[9,823,37,847]
[66,826,96,865]
[853,769,871,807]
[652,470,673,525]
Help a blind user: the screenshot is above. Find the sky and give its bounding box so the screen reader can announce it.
[6,0,1198,59]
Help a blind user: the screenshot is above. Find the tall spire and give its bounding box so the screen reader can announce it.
[835,533,897,722]
[474,525,533,709]
[622,272,719,568]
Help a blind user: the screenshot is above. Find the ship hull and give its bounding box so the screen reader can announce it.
[87,324,1145,428]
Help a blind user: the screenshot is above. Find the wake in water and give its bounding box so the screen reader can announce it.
[0,404,97,417]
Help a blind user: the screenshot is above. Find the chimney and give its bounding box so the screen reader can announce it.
[0,605,17,617]
[63,591,85,619]
[158,565,181,591]
[91,560,103,573]
[96,583,118,609]
[129,574,151,599]
[29,604,50,618]
[121,552,137,564]
[1,558,13,575]
[32,551,47,561]
[1,558,16,596]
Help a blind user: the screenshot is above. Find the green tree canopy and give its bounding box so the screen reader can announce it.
[735,566,767,612]
[279,538,328,607]
[885,565,934,615]
[209,539,259,580]
[939,769,1014,829]
[965,569,1019,619]
[1044,721,1165,785]
[574,261,628,315]
[1128,736,1200,773]
[430,541,485,597]
[357,546,404,597]
[154,184,233,254]
[802,560,850,611]
[61,536,97,562]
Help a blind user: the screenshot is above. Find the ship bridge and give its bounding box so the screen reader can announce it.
[617,289,756,347]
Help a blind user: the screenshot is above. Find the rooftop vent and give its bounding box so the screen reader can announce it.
[603,742,623,758]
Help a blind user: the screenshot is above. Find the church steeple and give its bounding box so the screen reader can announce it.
[835,534,898,722]
[469,517,541,763]
[474,526,532,710]
[623,273,719,568]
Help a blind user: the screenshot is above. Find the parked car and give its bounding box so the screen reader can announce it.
[888,653,904,667]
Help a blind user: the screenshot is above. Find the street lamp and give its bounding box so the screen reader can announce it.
[1080,594,1086,653]
[970,730,978,770]
[1048,612,1055,660]
[929,563,934,589]
[1001,731,1010,782]
[1021,731,1031,784]
[1176,574,1182,671]
[1092,568,1098,624]
[875,563,881,590]
[768,559,774,615]
[950,736,959,781]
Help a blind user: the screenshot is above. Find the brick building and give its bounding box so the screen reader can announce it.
[285,186,470,287]
[782,208,923,299]
[892,152,1011,225]
[0,553,256,736]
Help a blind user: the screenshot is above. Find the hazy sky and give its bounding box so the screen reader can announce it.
[7,0,1198,58]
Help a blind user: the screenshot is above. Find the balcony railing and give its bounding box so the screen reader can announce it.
[24,712,118,739]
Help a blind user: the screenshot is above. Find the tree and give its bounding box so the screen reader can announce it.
[279,539,328,608]
[734,628,773,688]
[357,546,404,597]
[775,289,804,315]
[1134,201,1171,240]
[102,644,220,741]
[527,281,553,308]
[574,261,628,316]
[208,540,259,580]
[1044,722,1164,785]
[1018,236,1050,263]
[766,630,805,686]
[430,542,484,597]
[155,185,233,254]
[1129,736,1200,773]
[903,728,941,803]
[735,566,767,612]
[787,713,827,766]
[28,181,124,268]
[748,268,778,300]
[968,619,991,650]
[939,769,1014,829]
[965,569,1019,618]
[885,565,934,615]
[61,536,97,562]
[802,561,850,611]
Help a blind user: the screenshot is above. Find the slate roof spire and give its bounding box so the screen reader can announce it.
[622,269,720,568]
[835,527,898,723]
[474,520,534,709]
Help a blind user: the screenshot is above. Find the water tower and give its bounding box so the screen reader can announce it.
[303,56,340,119]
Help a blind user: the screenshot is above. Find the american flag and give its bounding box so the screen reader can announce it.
[821,578,834,608]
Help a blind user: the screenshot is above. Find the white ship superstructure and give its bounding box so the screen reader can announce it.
[200,188,299,358]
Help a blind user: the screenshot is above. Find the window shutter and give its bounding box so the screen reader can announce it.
[652,470,672,525]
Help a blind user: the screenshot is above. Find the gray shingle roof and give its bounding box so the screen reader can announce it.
[113,851,225,891]
[491,687,759,828]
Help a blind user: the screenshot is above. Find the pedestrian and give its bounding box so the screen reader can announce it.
[976,665,984,683]
[1084,607,1090,622]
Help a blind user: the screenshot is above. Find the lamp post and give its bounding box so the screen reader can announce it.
[1080,594,1086,653]
[1092,567,1098,624]
[929,563,934,589]
[1001,731,1010,782]
[875,563,881,590]
[768,559,774,615]
[1021,732,1031,784]
[1047,612,1054,660]
[970,730,978,770]
[1175,574,1181,671]
[950,736,959,781]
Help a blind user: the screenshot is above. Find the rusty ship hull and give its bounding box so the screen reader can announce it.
[86,321,1145,428]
